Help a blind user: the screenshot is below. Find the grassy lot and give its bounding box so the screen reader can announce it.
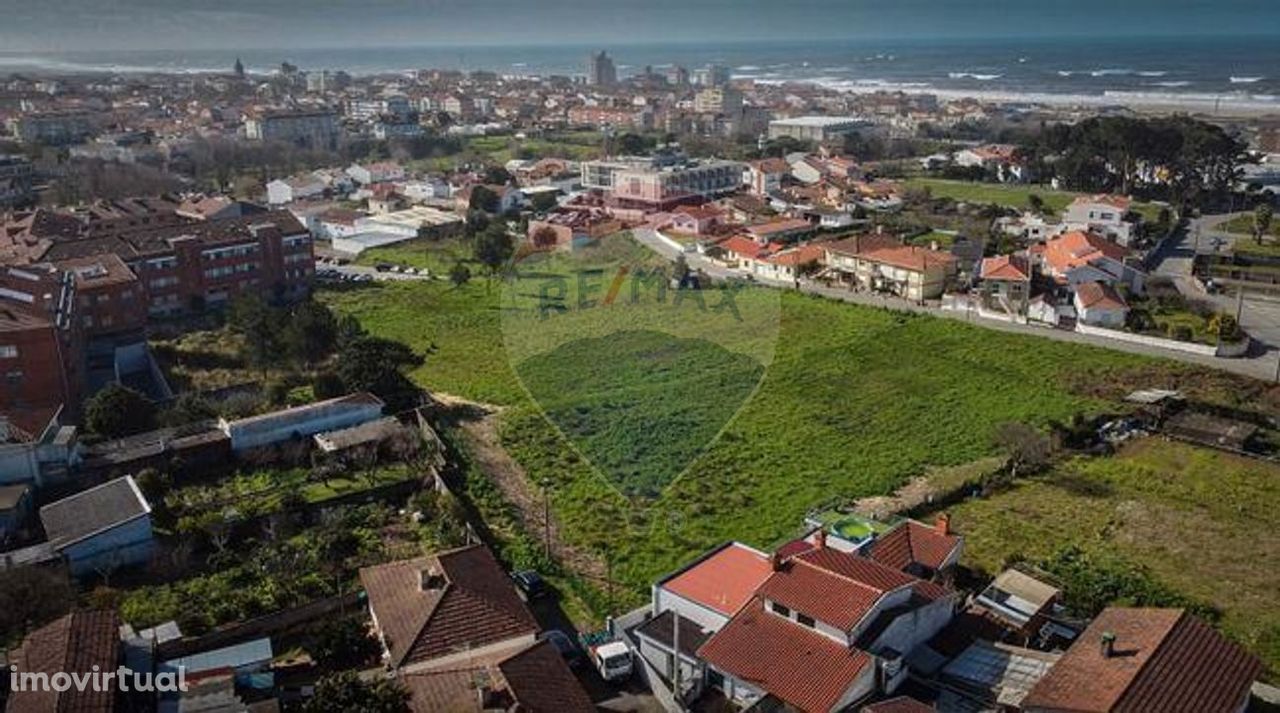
[167,464,418,520]
[1224,214,1280,240]
[939,439,1280,674]
[904,178,1163,221]
[353,235,474,274]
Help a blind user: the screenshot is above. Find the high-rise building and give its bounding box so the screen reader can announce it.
[587,51,618,86]
[694,64,732,87]
[666,65,690,86]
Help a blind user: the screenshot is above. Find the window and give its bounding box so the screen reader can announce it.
[797,613,816,628]
[0,345,16,358]
[769,601,790,617]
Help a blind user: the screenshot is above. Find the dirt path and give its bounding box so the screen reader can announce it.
[433,393,608,582]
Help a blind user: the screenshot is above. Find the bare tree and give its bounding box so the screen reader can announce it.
[992,422,1052,488]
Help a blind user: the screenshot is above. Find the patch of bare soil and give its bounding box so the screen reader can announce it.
[433,393,608,581]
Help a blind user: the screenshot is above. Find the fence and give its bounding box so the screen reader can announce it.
[155,590,363,660]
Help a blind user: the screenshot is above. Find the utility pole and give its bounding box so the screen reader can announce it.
[672,609,683,710]
[540,478,552,559]
[1235,288,1244,322]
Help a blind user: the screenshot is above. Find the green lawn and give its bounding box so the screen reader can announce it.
[319,240,1244,597]
[353,236,474,274]
[904,178,1163,221]
[1224,214,1280,240]
[939,439,1280,674]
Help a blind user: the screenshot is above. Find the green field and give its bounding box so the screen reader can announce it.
[905,178,1163,221]
[939,439,1280,674]
[320,235,1257,597]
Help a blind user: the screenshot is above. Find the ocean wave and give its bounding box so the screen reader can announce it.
[1138,71,1168,77]
[1231,76,1265,83]
[1150,81,1191,88]
[949,72,1002,81]
[1090,68,1134,77]
[735,65,761,71]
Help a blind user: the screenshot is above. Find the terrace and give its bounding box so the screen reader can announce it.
[803,509,894,552]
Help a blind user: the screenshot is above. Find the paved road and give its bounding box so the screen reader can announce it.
[631,229,1280,382]
[1148,213,1280,360]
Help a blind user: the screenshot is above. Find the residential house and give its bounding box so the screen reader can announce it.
[5,610,122,713]
[1063,194,1140,247]
[347,161,406,186]
[1033,230,1145,294]
[667,204,724,236]
[359,544,539,673]
[953,144,1026,182]
[314,208,364,240]
[267,175,326,206]
[744,158,791,197]
[746,218,815,245]
[697,539,955,712]
[1073,281,1129,328]
[757,244,827,282]
[527,209,623,250]
[400,639,594,713]
[39,475,153,577]
[865,515,964,581]
[454,184,523,214]
[833,244,959,301]
[860,696,935,712]
[1022,608,1261,713]
[979,254,1033,317]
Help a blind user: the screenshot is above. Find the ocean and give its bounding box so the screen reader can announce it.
[2,36,1277,111]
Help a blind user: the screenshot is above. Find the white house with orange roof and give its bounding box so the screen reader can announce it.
[1073,281,1130,328]
[1063,194,1140,246]
[633,535,957,713]
[1032,230,1145,294]
[953,144,1026,182]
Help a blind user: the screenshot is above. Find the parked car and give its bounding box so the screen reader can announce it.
[538,630,585,668]
[511,570,547,600]
[374,262,393,272]
[590,641,633,683]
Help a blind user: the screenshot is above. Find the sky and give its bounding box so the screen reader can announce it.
[0,0,1276,53]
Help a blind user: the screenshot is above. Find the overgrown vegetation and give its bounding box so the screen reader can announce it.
[940,439,1280,673]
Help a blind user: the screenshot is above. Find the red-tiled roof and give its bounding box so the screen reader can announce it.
[719,235,770,261]
[5,610,120,713]
[698,597,873,713]
[497,639,595,712]
[1072,193,1133,211]
[980,254,1031,282]
[768,244,826,267]
[660,542,772,617]
[867,519,962,573]
[1075,281,1128,311]
[856,245,957,273]
[755,547,920,631]
[359,545,538,668]
[1022,608,1261,713]
[750,158,792,174]
[1040,230,1130,275]
[824,233,902,258]
[747,218,813,238]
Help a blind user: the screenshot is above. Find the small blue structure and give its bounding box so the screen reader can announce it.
[160,637,274,689]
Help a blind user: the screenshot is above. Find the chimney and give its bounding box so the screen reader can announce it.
[935,512,951,536]
[1101,631,1117,658]
[420,566,445,591]
[814,528,826,550]
[770,551,784,571]
[875,224,884,235]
